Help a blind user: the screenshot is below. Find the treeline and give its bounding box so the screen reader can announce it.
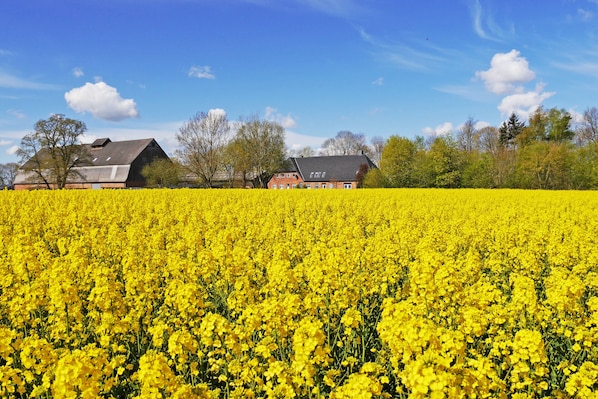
[363,107,598,190]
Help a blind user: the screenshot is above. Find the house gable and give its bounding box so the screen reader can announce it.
[268,154,376,189]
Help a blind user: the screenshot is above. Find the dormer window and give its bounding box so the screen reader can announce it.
[106,157,111,161]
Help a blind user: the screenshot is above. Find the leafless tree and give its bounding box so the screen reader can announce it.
[320,131,371,156]
[176,110,232,187]
[577,107,598,145]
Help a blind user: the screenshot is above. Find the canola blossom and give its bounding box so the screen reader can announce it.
[1,188,598,398]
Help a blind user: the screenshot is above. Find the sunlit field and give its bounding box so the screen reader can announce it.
[1,189,598,398]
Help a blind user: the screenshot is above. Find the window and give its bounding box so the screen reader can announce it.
[314,184,319,189]
[292,184,297,189]
[344,183,352,189]
[309,172,314,178]
[314,172,321,178]
[307,184,311,189]
[272,185,277,189]
[322,183,326,189]
[322,172,326,178]
[279,184,284,189]
[286,184,290,189]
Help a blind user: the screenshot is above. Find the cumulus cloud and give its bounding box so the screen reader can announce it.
[265,106,297,129]
[208,108,226,118]
[64,81,139,121]
[72,67,84,78]
[497,84,555,119]
[475,50,535,94]
[188,66,215,79]
[422,122,454,136]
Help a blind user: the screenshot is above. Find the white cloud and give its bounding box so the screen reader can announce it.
[578,8,594,21]
[188,66,215,79]
[422,122,454,136]
[73,67,84,78]
[497,84,555,119]
[0,140,12,146]
[7,109,26,120]
[265,106,297,129]
[0,70,58,90]
[64,81,140,121]
[285,130,327,152]
[6,145,19,155]
[208,108,226,118]
[371,77,384,86]
[476,50,535,94]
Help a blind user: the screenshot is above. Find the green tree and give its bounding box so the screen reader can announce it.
[427,135,463,188]
[141,158,182,188]
[379,136,416,187]
[361,168,386,188]
[17,114,90,189]
[233,115,286,188]
[546,107,574,141]
[175,110,232,188]
[499,113,525,148]
[515,142,573,189]
[571,141,598,189]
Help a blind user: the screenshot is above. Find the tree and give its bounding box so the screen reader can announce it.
[577,107,598,144]
[361,168,386,188]
[370,136,385,166]
[141,158,182,188]
[320,131,371,156]
[379,136,416,187]
[515,142,573,189]
[17,114,90,189]
[457,117,479,153]
[546,108,574,142]
[232,115,286,188]
[427,135,463,188]
[0,163,19,189]
[499,112,525,148]
[288,146,315,158]
[176,110,232,188]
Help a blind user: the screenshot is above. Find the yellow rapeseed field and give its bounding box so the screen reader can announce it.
[1,188,598,398]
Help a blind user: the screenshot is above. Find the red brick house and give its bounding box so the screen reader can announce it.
[267,154,376,189]
[14,137,169,190]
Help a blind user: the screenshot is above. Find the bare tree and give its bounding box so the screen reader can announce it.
[0,163,19,189]
[457,117,479,153]
[577,107,598,145]
[17,114,90,189]
[288,146,315,158]
[478,126,500,155]
[320,131,371,156]
[176,109,232,187]
[370,136,385,166]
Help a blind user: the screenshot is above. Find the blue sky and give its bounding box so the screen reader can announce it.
[1,0,598,163]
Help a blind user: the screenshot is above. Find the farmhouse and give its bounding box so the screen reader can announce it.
[14,137,169,190]
[268,154,376,189]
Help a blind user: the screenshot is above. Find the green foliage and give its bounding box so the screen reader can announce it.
[361,168,386,188]
[141,158,182,188]
[379,136,417,187]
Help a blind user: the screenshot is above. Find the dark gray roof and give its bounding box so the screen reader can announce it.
[85,138,156,166]
[291,154,376,182]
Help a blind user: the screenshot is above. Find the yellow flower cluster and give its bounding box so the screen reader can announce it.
[1,188,598,398]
